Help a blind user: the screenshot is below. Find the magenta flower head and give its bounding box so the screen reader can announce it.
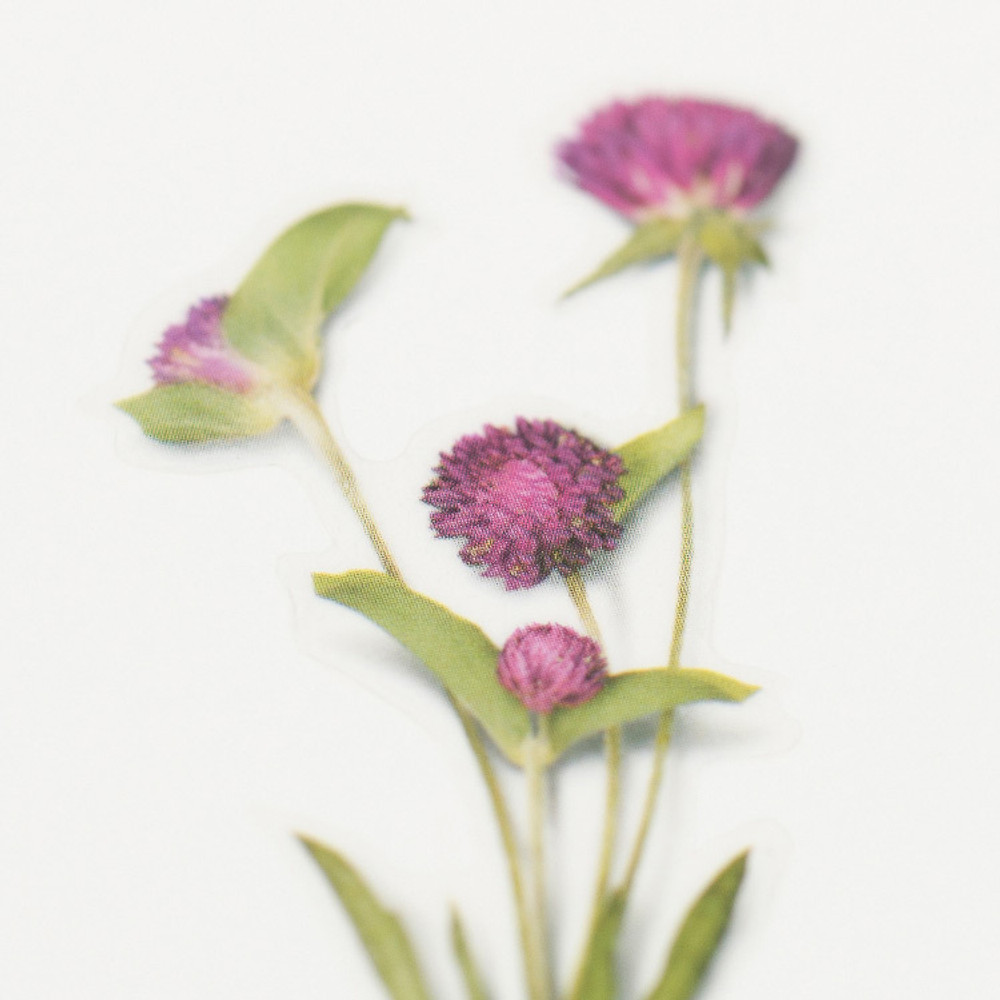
[148,296,261,393]
[423,418,626,590]
[498,624,606,714]
[557,97,797,221]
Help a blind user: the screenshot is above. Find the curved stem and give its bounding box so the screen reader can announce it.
[279,385,542,999]
[277,387,402,579]
[618,232,703,893]
[620,711,672,895]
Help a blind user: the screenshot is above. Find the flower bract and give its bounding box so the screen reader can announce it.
[497,623,606,714]
[423,419,625,590]
[557,97,797,221]
[148,296,261,394]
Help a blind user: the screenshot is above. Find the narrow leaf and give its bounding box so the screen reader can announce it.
[696,213,768,332]
[546,669,757,761]
[300,836,433,1000]
[565,217,687,296]
[569,891,626,1000]
[646,851,749,1000]
[115,383,281,444]
[312,570,532,763]
[223,203,407,388]
[450,908,489,1000]
[613,408,705,522]
[720,268,737,334]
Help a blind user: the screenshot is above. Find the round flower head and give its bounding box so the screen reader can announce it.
[498,624,606,714]
[423,418,626,590]
[557,97,797,221]
[148,296,260,393]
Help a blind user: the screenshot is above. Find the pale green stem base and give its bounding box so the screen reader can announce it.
[278,385,541,1000]
[526,716,552,1000]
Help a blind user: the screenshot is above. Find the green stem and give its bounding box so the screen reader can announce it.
[277,387,402,580]
[527,715,552,1000]
[619,232,702,893]
[566,571,621,993]
[279,385,542,1000]
[458,709,545,1000]
[565,570,604,645]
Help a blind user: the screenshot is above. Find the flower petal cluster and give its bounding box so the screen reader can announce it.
[557,97,797,220]
[498,623,606,714]
[423,419,625,590]
[148,297,260,393]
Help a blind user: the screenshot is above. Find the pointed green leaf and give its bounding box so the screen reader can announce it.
[645,851,749,1000]
[115,382,281,444]
[546,669,756,762]
[312,570,532,763]
[300,836,433,1000]
[450,908,489,1000]
[695,213,768,332]
[566,218,687,296]
[613,408,705,522]
[569,891,626,1000]
[223,203,407,388]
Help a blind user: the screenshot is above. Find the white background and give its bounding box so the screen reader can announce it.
[3,0,999,996]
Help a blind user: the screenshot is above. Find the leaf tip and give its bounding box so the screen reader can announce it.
[560,273,596,300]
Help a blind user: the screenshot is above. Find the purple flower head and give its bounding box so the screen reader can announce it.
[498,623,607,714]
[557,97,797,221]
[423,419,626,591]
[148,297,260,393]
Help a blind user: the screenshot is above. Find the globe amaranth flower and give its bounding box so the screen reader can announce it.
[498,624,607,714]
[148,296,260,393]
[423,419,626,590]
[557,97,797,221]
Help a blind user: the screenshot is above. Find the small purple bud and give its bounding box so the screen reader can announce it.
[557,97,797,220]
[497,624,607,714]
[148,296,260,393]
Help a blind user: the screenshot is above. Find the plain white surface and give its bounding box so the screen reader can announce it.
[3,0,1000,996]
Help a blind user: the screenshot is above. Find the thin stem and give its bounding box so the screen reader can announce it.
[527,716,552,1000]
[278,385,542,1000]
[458,709,545,1000]
[566,571,620,993]
[565,570,604,645]
[620,711,673,895]
[618,232,702,893]
[277,387,402,580]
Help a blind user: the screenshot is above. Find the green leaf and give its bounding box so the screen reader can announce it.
[546,669,757,762]
[115,382,281,444]
[223,203,407,388]
[645,851,749,1000]
[300,836,433,1000]
[565,217,687,296]
[613,408,705,522]
[695,213,768,332]
[568,891,626,1000]
[312,570,532,764]
[450,908,489,1000]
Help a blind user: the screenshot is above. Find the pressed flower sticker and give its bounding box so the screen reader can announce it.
[107,84,798,1000]
[423,418,625,590]
[559,96,797,324]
